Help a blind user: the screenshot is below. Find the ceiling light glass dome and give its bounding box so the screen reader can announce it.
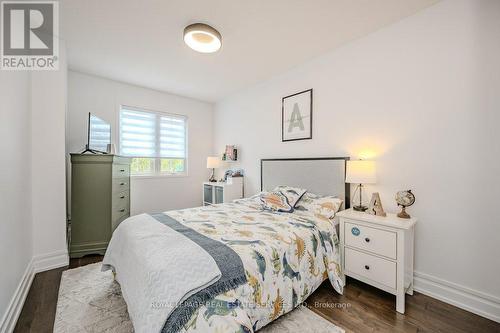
[183,23,222,53]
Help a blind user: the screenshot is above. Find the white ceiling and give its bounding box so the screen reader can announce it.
[60,0,438,102]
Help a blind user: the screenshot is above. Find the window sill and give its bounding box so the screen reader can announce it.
[131,174,189,180]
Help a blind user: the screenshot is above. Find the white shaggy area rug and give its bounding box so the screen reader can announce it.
[54,263,344,333]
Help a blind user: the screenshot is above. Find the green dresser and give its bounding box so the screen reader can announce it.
[70,154,131,258]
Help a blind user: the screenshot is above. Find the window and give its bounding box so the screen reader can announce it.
[119,106,187,176]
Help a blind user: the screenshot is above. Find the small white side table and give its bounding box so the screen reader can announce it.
[337,208,417,313]
[202,177,243,205]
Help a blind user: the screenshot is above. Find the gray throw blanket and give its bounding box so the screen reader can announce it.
[150,213,247,333]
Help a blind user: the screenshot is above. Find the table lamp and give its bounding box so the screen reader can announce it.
[345,160,377,211]
[206,156,221,182]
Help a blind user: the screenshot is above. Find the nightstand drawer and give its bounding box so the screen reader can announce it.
[345,221,397,259]
[345,247,396,289]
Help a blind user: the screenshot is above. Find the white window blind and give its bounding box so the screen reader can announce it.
[119,106,186,159]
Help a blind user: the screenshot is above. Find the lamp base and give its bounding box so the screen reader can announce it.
[353,205,368,212]
[208,168,217,182]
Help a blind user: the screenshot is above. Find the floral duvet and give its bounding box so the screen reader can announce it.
[157,197,344,333]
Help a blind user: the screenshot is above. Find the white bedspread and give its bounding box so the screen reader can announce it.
[102,214,221,333]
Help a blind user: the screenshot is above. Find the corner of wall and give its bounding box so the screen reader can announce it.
[33,250,69,273]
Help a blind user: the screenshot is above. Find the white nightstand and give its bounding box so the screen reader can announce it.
[337,208,417,314]
[203,177,243,205]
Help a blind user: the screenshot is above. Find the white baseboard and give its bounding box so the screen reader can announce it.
[33,249,69,273]
[414,271,500,323]
[0,260,34,333]
[0,250,69,333]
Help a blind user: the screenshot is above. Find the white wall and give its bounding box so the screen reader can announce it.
[68,71,214,214]
[214,0,500,321]
[0,72,33,332]
[0,42,69,331]
[31,45,69,268]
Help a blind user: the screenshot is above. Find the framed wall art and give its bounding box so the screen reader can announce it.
[282,89,312,142]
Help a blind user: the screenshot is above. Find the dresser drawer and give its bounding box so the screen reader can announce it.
[113,190,129,208]
[113,164,130,178]
[112,204,129,218]
[345,221,397,259]
[345,247,396,289]
[112,204,129,228]
[111,210,129,231]
[112,178,130,193]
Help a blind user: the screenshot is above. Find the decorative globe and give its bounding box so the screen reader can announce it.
[395,190,415,207]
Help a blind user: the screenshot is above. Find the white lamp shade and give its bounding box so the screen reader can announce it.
[345,160,377,184]
[206,156,221,169]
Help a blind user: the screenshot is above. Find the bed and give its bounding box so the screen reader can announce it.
[102,157,350,333]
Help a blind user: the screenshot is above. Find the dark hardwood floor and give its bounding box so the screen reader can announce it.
[15,255,500,333]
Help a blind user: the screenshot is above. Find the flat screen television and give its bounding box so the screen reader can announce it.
[85,113,111,153]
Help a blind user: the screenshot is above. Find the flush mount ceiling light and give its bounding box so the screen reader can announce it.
[183,23,222,53]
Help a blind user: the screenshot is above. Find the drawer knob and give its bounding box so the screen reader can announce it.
[119,209,125,212]
[120,196,125,199]
[351,227,360,236]
[365,237,370,243]
[364,265,370,270]
[120,182,125,185]
[120,169,125,172]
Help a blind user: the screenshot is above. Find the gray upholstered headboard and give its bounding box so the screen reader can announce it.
[260,157,350,209]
